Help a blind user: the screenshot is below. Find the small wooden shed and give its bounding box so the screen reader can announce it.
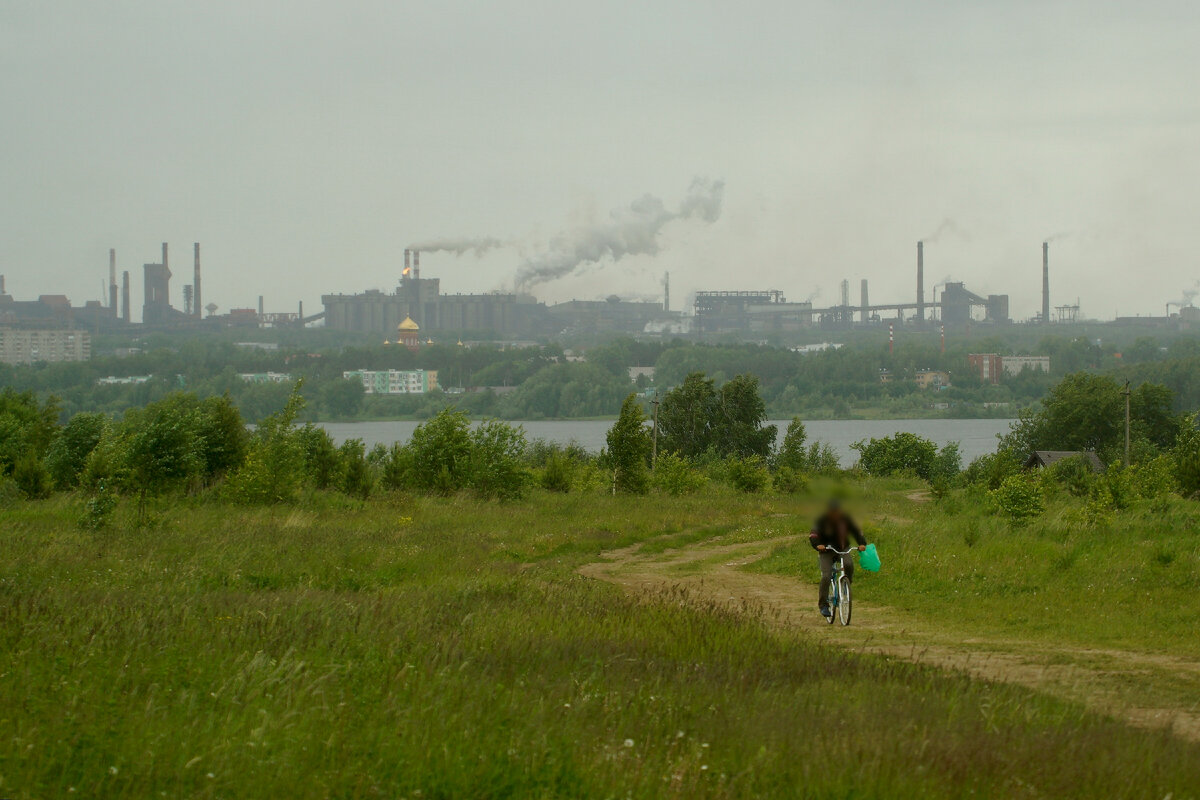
[1024,450,1104,473]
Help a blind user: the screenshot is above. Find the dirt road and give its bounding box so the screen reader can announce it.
[580,533,1200,742]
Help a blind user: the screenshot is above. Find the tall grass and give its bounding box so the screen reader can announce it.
[1,488,1198,798]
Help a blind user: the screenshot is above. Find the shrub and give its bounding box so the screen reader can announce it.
[468,419,530,501]
[773,465,809,494]
[379,443,413,491]
[651,453,707,495]
[805,442,842,476]
[853,432,957,483]
[45,412,108,490]
[408,409,473,494]
[540,451,575,493]
[79,482,117,531]
[339,439,373,500]
[297,424,342,490]
[606,394,651,495]
[1130,455,1178,501]
[775,417,808,471]
[12,453,51,499]
[225,388,306,504]
[1043,454,1096,498]
[991,474,1045,525]
[962,449,1023,491]
[726,456,770,493]
[1173,414,1200,498]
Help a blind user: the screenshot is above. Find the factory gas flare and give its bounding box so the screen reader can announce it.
[513,178,724,291]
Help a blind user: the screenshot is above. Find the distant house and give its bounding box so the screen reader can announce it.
[914,369,951,390]
[1024,450,1104,473]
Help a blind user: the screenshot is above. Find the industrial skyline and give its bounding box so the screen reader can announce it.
[3,3,1200,321]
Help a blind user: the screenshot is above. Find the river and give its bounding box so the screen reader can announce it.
[315,418,1014,467]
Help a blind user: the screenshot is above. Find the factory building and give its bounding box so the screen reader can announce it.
[694,291,814,334]
[968,354,1051,384]
[0,328,91,365]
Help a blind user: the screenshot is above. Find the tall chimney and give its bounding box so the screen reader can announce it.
[162,242,169,275]
[404,249,411,281]
[299,300,304,324]
[1042,241,1050,324]
[109,249,118,315]
[193,243,201,318]
[258,295,264,318]
[121,271,130,323]
[413,250,420,280]
[664,271,670,312]
[860,279,869,323]
[917,240,925,324]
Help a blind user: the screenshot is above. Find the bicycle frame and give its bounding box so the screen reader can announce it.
[824,547,854,626]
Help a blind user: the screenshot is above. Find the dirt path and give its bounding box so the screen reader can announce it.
[580,533,1200,743]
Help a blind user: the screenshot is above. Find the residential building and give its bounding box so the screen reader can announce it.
[1002,355,1051,376]
[0,328,90,365]
[97,375,151,385]
[344,369,439,395]
[969,353,1051,384]
[238,372,294,384]
[914,369,951,390]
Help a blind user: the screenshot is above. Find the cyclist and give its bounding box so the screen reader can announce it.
[809,499,868,619]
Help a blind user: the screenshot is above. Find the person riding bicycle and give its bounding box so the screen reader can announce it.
[809,499,868,619]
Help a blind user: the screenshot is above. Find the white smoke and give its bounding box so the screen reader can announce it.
[407,237,505,257]
[514,178,724,291]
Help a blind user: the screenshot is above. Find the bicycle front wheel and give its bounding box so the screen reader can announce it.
[837,577,852,626]
[826,578,836,624]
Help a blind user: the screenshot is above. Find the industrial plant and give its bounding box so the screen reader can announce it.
[2,236,1197,365]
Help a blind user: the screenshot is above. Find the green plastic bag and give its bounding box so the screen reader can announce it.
[860,543,881,572]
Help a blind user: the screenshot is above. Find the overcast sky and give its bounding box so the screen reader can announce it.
[2,1,1199,322]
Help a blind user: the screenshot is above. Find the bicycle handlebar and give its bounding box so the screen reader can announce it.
[822,547,857,555]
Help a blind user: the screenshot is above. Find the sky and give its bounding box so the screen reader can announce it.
[2,0,1199,322]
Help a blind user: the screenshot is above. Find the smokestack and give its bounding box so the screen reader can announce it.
[193,243,201,318]
[299,300,304,324]
[917,241,925,324]
[108,249,118,315]
[1042,241,1050,324]
[121,271,130,323]
[0,275,5,295]
[860,279,869,323]
[404,249,411,281]
[258,295,264,318]
[413,250,420,280]
[162,242,169,275]
[664,272,670,312]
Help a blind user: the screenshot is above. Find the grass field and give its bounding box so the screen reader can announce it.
[2,486,1199,798]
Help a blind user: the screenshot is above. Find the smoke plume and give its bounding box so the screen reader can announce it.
[408,237,505,256]
[923,218,967,244]
[514,178,724,291]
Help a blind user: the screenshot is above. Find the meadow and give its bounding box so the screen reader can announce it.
[2,485,1200,798]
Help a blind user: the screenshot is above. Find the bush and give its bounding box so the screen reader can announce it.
[45,412,108,490]
[962,449,1023,491]
[853,432,958,483]
[297,424,342,490]
[408,409,473,495]
[726,456,770,493]
[991,474,1045,525]
[79,482,117,531]
[651,453,707,495]
[379,443,413,491]
[606,394,651,495]
[12,453,51,499]
[339,439,373,500]
[773,465,809,494]
[225,388,306,505]
[467,420,530,501]
[1042,454,1096,498]
[540,451,575,493]
[1173,414,1200,498]
[775,417,808,471]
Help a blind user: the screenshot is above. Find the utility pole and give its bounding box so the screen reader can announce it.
[1123,381,1132,466]
[651,391,660,466]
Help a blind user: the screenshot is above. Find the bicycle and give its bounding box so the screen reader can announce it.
[822,547,855,626]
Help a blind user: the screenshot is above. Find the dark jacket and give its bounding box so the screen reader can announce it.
[809,512,866,551]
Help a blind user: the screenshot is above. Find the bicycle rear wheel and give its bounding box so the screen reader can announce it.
[837,577,852,626]
[825,576,837,624]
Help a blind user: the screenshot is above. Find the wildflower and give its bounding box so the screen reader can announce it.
[623,739,634,748]
[109,766,118,775]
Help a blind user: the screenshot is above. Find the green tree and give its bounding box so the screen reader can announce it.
[775,417,808,471]
[196,395,249,480]
[1174,414,1200,498]
[339,438,373,499]
[407,408,473,494]
[713,374,777,458]
[467,420,530,500]
[853,432,959,483]
[606,394,651,494]
[45,412,108,489]
[122,396,204,518]
[319,378,366,420]
[225,387,306,504]
[658,372,717,458]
